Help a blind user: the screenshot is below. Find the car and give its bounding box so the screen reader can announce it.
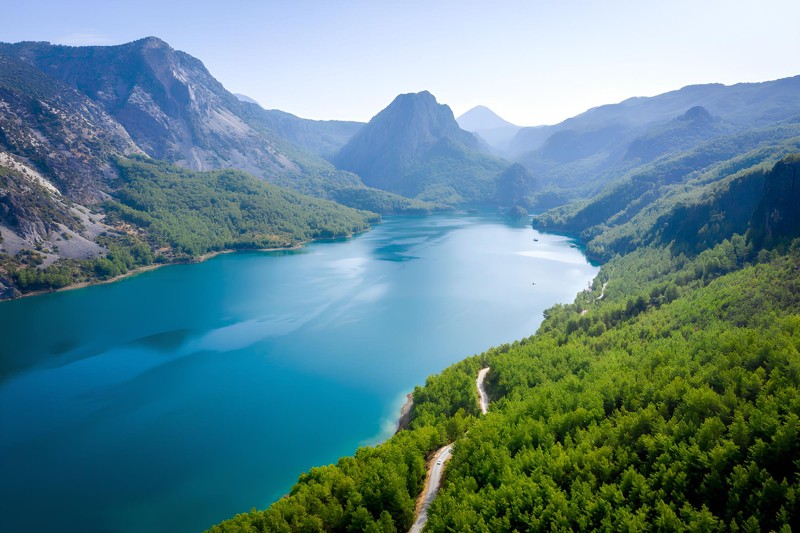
[436,459,443,465]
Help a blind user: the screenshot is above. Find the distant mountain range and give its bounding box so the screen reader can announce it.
[502,76,800,208]
[1,35,799,298]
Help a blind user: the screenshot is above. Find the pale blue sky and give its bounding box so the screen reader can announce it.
[4,0,799,125]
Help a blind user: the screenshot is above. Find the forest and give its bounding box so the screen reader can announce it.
[210,155,800,531]
[5,156,379,293]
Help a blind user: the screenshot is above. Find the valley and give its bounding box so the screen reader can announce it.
[0,26,798,533]
[0,214,596,532]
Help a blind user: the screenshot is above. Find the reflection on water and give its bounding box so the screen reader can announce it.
[0,213,598,533]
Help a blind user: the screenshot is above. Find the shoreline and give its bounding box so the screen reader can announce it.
[395,393,414,433]
[9,243,310,301]
[7,221,380,302]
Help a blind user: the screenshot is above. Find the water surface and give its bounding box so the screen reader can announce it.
[0,214,598,532]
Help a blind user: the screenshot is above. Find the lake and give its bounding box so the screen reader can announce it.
[0,213,598,532]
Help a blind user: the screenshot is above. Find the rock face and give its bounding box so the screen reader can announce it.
[334,91,507,203]
[0,50,141,203]
[0,37,372,257]
[4,38,297,178]
[750,155,800,248]
[0,38,365,194]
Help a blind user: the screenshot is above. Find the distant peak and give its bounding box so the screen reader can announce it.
[457,105,518,131]
[131,36,171,50]
[393,90,438,103]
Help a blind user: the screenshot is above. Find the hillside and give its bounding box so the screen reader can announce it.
[0,39,366,192]
[334,91,509,205]
[1,156,378,296]
[507,76,800,209]
[0,38,442,297]
[532,126,800,262]
[211,153,800,531]
[0,38,428,210]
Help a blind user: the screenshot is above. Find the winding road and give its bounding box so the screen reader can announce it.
[409,367,490,532]
[582,280,610,315]
[477,367,490,415]
[596,280,609,300]
[408,444,453,533]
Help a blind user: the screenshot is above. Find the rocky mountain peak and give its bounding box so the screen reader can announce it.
[333,90,505,202]
[133,36,171,50]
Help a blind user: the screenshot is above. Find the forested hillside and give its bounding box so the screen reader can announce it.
[2,157,378,295]
[533,131,800,262]
[0,38,438,297]
[508,76,800,210]
[210,155,800,532]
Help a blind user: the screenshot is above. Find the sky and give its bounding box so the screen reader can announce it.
[3,0,799,126]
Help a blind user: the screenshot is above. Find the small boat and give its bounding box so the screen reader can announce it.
[533,238,539,242]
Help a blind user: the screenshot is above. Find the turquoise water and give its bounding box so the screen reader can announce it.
[0,214,598,532]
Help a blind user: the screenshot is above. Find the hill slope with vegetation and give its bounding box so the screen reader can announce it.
[507,76,800,210]
[2,156,378,295]
[209,151,800,531]
[533,128,800,262]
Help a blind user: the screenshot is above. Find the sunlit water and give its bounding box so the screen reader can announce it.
[0,213,598,532]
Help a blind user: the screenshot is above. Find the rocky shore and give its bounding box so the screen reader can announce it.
[396,393,414,433]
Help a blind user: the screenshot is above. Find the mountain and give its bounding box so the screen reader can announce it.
[509,76,800,157]
[532,123,800,261]
[232,93,365,158]
[0,37,382,206]
[0,49,142,202]
[456,105,522,154]
[457,105,518,131]
[234,93,260,105]
[0,37,420,298]
[507,76,800,209]
[240,105,364,159]
[334,91,508,204]
[622,105,721,163]
[0,47,145,293]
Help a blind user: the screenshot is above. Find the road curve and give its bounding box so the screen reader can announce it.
[476,367,490,415]
[409,444,453,533]
[596,280,609,300]
[408,367,492,532]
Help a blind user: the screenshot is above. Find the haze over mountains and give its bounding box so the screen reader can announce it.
[1,35,799,298]
[456,105,521,155]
